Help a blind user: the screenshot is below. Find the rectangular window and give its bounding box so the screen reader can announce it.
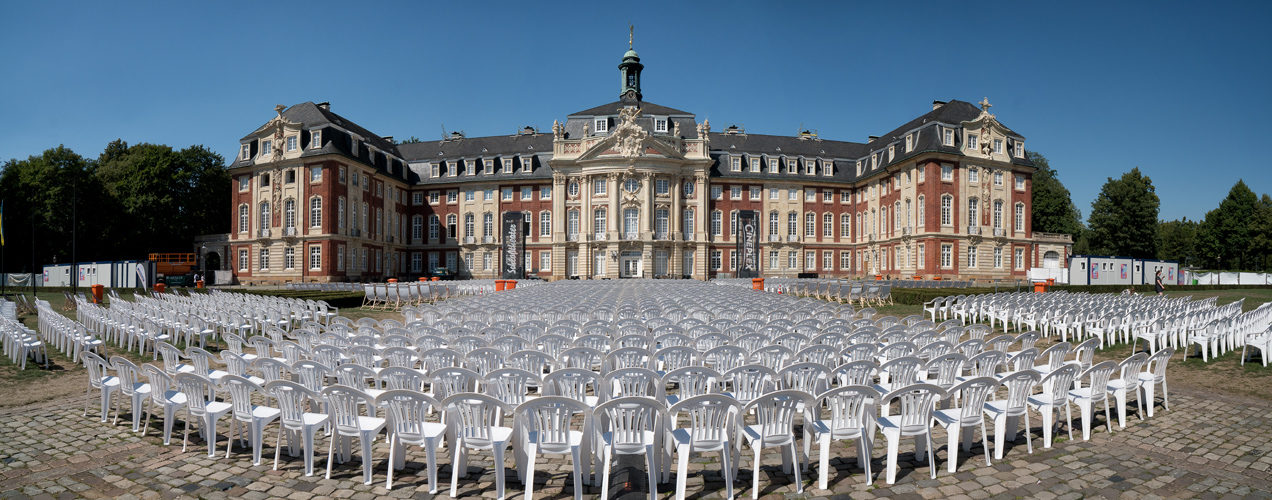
[769,251,778,270]
[520,186,532,200]
[967,134,978,150]
[337,246,345,271]
[806,251,816,270]
[309,165,322,183]
[994,139,1003,154]
[1015,204,1025,232]
[351,172,358,186]
[788,189,797,201]
[238,249,248,271]
[840,251,851,270]
[503,159,513,173]
[448,190,458,203]
[594,118,608,133]
[730,186,742,199]
[729,251,736,271]
[731,157,741,172]
[261,140,272,156]
[750,186,761,200]
[1015,248,1025,269]
[750,158,760,172]
[540,251,551,271]
[654,118,667,133]
[710,211,722,236]
[286,136,297,152]
[595,178,607,195]
[940,244,952,268]
[241,144,251,160]
[788,251,798,269]
[805,190,815,202]
[710,185,722,200]
[943,129,953,146]
[941,164,953,181]
[968,168,979,184]
[769,159,779,172]
[917,243,924,270]
[770,188,779,200]
[426,192,437,205]
[994,247,1004,268]
[502,187,512,200]
[994,172,1004,186]
[259,248,270,271]
[431,163,440,177]
[239,176,249,191]
[823,251,833,270]
[710,250,721,271]
[968,245,978,268]
[1016,175,1025,191]
[284,247,295,270]
[823,160,833,176]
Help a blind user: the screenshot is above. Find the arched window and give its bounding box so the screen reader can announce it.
[446,213,457,238]
[967,198,979,227]
[1015,202,1025,232]
[940,195,952,226]
[594,207,607,237]
[993,200,1004,229]
[568,210,579,239]
[769,211,779,237]
[822,213,833,237]
[682,208,694,239]
[917,195,925,230]
[654,208,668,237]
[337,197,346,230]
[309,197,322,228]
[841,213,851,240]
[412,215,424,240]
[464,213,474,237]
[284,199,296,230]
[856,212,863,241]
[710,211,722,236]
[259,202,269,232]
[624,208,640,238]
[904,199,911,230]
[238,204,249,233]
[361,202,368,233]
[894,201,901,230]
[540,211,552,237]
[483,212,493,238]
[787,212,798,236]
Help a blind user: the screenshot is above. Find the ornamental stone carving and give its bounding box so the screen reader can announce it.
[613,107,650,158]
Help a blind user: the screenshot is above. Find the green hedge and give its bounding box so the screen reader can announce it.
[889,287,1003,305]
[231,289,366,309]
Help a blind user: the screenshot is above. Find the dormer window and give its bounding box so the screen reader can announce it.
[888,145,895,161]
[823,160,833,176]
[967,134,978,151]
[466,160,475,176]
[1014,140,1025,158]
[943,128,954,146]
[594,118,608,133]
[730,157,741,172]
[431,163,440,178]
[654,118,668,133]
[241,144,251,160]
[503,159,512,173]
[787,159,797,174]
[871,154,878,170]
[905,134,913,152]
[769,159,778,173]
[522,156,533,172]
[352,139,359,156]
[993,139,1003,154]
[750,158,760,172]
[286,136,297,152]
[261,140,272,156]
[484,159,493,174]
[856,160,863,175]
[311,130,321,149]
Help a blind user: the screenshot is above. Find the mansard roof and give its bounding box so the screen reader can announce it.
[396,134,553,161]
[241,101,401,155]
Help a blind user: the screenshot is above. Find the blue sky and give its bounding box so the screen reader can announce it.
[2,1,1268,223]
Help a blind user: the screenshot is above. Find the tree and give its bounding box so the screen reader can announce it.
[1158,217,1198,265]
[1086,167,1160,258]
[1027,151,1084,241]
[0,146,112,270]
[1251,194,1272,272]
[395,136,423,145]
[1197,180,1260,270]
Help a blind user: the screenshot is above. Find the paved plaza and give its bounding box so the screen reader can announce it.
[2,386,1270,500]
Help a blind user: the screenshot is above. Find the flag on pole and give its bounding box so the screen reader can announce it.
[1,200,5,246]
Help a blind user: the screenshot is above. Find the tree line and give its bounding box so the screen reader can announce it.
[0,141,229,273]
[1029,151,1272,271]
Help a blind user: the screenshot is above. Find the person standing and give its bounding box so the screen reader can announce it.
[1155,270,1165,296]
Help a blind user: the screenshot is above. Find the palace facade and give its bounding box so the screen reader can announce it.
[225,45,1070,284]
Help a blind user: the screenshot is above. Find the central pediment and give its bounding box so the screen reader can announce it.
[576,107,687,162]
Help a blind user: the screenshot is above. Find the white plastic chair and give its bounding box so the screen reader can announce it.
[933,377,999,473]
[667,394,742,500]
[443,392,515,500]
[109,356,151,431]
[266,380,329,476]
[1067,360,1118,441]
[982,369,1040,460]
[513,396,592,500]
[804,385,877,491]
[82,352,120,423]
[174,372,233,457]
[1108,353,1148,429]
[1139,347,1174,417]
[376,390,448,492]
[323,385,388,485]
[221,374,281,465]
[1026,364,1079,448]
[141,364,187,445]
[741,390,811,498]
[595,396,668,500]
[876,384,944,484]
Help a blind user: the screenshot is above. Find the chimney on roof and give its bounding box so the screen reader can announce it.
[868,135,879,143]
[932,100,947,110]
[316,101,330,110]
[382,136,393,143]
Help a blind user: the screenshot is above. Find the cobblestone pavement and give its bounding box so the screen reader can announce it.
[2,387,1270,500]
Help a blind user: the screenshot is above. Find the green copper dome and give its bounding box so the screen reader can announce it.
[623,49,639,61]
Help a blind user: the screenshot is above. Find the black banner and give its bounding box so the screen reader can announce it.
[501,212,525,279]
[736,210,760,278]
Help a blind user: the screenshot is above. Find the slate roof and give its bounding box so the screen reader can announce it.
[240,101,400,156]
[568,100,693,117]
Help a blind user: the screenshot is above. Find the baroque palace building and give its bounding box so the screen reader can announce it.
[226,44,1070,284]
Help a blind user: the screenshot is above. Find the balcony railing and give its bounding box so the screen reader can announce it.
[867,233,876,241]
[967,226,982,235]
[593,232,608,241]
[769,234,780,242]
[567,233,579,242]
[284,227,298,237]
[902,227,912,235]
[483,235,495,244]
[257,228,271,238]
[654,231,668,240]
[683,232,693,240]
[386,235,394,243]
[464,236,475,244]
[624,232,639,241]
[993,228,1006,237]
[351,229,361,237]
[787,234,799,242]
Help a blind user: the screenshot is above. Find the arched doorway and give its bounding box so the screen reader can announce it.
[1043,251,1060,269]
[205,251,222,271]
